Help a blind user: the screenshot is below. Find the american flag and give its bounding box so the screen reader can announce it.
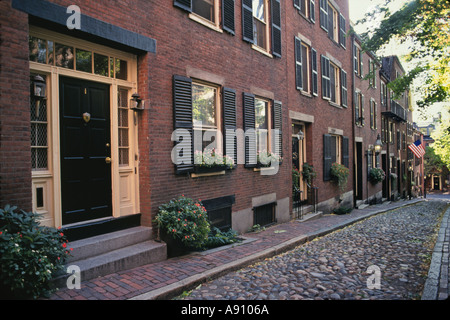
[408,139,426,158]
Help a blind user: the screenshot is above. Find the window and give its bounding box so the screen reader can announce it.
[355,91,364,126]
[368,59,377,88]
[329,62,340,105]
[192,82,221,153]
[242,0,281,57]
[118,89,130,166]
[380,80,388,107]
[370,99,377,130]
[354,44,363,77]
[319,1,345,46]
[295,0,315,22]
[311,49,318,96]
[295,37,311,93]
[253,0,268,50]
[389,122,395,144]
[323,134,349,181]
[255,97,269,152]
[192,0,216,23]
[29,35,128,80]
[172,75,238,174]
[328,4,339,42]
[30,74,48,171]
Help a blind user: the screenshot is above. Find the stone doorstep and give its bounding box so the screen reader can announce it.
[52,227,167,288]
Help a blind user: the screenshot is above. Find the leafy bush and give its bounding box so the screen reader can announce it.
[155,196,210,249]
[333,206,353,215]
[369,167,385,184]
[330,162,350,193]
[257,150,282,167]
[203,227,240,249]
[302,163,317,185]
[0,205,71,299]
[194,148,234,169]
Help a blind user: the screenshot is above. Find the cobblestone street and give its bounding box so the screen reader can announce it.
[179,200,449,300]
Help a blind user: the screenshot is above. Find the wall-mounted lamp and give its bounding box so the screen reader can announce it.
[297,130,305,141]
[374,134,383,154]
[32,75,47,99]
[130,93,144,111]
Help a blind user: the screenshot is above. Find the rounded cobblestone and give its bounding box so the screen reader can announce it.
[179,200,448,300]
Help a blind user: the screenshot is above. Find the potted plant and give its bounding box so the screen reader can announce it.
[155,195,210,257]
[193,149,234,173]
[369,167,385,184]
[302,163,317,186]
[257,150,282,167]
[330,162,350,194]
[0,205,71,299]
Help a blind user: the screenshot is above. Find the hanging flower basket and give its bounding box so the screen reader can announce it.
[369,168,386,184]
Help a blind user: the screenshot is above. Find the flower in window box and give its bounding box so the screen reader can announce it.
[369,168,385,184]
[194,148,235,170]
[257,150,282,167]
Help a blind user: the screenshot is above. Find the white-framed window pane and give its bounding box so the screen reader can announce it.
[253,0,265,21]
[193,83,217,128]
[255,98,268,152]
[193,0,215,22]
[118,88,130,166]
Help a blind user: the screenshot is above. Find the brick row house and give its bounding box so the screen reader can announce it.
[0,0,422,257]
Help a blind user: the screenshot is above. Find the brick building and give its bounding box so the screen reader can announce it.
[0,0,421,250]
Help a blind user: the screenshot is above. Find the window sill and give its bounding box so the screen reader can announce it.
[329,101,343,109]
[300,90,313,98]
[251,44,273,58]
[190,170,226,178]
[188,13,223,34]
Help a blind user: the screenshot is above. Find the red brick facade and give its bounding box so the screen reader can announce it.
[0,0,420,238]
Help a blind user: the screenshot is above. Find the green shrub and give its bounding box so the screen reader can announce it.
[369,167,386,184]
[155,196,210,249]
[203,227,240,249]
[333,206,353,215]
[0,205,71,299]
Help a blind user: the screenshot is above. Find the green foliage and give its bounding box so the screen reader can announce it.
[431,115,450,169]
[333,206,353,215]
[203,227,240,249]
[369,167,386,184]
[194,148,235,169]
[302,163,317,185]
[357,0,450,108]
[155,196,210,249]
[0,205,71,299]
[257,150,282,167]
[330,163,350,194]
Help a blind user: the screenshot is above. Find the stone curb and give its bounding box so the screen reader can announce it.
[422,205,450,300]
[130,199,425,300]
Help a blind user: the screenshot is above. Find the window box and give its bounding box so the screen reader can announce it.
[194,164,229,174]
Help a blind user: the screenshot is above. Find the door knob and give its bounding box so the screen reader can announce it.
[105,157,112,164]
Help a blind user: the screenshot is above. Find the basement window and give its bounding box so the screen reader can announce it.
[253,202,276,227]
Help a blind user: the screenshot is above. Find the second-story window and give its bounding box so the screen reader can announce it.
[192,0,216,23]
[253,0,268,50]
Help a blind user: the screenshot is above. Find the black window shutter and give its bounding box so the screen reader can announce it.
[310,0,316,23]
[222,0,235,35]
[342,136,349,168]
[339,13,346,48]
[319,0,328,31]
[353,44,358,74]
[173,75,194,174]
[243,92,257,167]
[295,37,303,91]
[323,134,332,181]
[242,0,254,43]
[272,100,283,159]
[223,87,237,165]
[174,0,192,12]
[311,48,318,96]
[321,55,330,99]
[341,69,347,107]
[271,0,282,58]
[361,94,365,126]
[355,91,360,124]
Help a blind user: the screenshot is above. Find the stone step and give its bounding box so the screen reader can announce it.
[67,226,153,262]
[52,227,167,289]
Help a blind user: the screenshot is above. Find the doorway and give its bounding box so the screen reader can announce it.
[355,142,363,201]
[292,123,307,205]
[59,76,112,225]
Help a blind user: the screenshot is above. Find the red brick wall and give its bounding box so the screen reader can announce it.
[0,0,32,211]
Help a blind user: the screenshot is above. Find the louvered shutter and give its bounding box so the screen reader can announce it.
[173,75,194,174]
[361,94,365,126]
[311,48,318,96]
[242,0,254,43]
[271,0,282,58]
[243,93,257,167]
[310,0,316,22]
[360,49,364,76]
[341,69,347,107]
[272,100,283,159]
[321,55,331,99]
[355,91,360,124]
[174,0,192,12]
[323,134,332,181]
[353,44,358,74]
[319,0,328,31]
[295,37,303,91]
[342,136,349,168]
[222,0,235,35]
[339,13,346,48]
[223,88,237,166]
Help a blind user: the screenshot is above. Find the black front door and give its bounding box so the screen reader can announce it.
[60,76,112,225]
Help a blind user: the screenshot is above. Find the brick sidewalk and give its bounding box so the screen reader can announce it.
[49,198,425,300]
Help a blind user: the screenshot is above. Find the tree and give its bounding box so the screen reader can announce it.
[431,112,450,168]
[356,0,450,109]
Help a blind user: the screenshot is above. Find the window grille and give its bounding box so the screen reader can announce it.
[30,76,48,171]
[118,89,130,166]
